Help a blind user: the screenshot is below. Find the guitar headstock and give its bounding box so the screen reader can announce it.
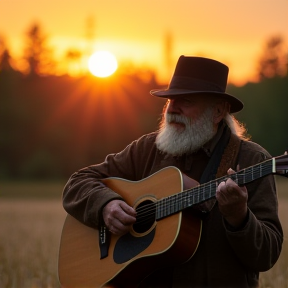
[275,152,288,178]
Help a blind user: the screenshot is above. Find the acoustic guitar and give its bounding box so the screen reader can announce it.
[58,153,288,288]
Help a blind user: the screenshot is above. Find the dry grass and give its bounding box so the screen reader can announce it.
[0,177,288,287]
[0,199,66,288]
[259,177,288,287]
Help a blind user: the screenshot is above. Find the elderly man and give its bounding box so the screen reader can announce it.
[62,56,283,287]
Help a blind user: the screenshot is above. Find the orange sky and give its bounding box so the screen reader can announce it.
[0,0,287,85]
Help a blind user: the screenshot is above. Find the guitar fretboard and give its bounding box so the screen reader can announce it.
[155,158,274,220]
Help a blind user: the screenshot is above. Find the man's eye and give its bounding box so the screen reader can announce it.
[182,99,193,105]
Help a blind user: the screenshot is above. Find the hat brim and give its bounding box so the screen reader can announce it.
[150,89,243,113]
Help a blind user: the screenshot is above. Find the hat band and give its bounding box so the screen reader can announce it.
[169,76,224,92]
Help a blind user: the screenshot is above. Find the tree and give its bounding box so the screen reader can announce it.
[23,22,54,76]
[257,35,287,80]
[0,36,14,71]
[0,49,14,72]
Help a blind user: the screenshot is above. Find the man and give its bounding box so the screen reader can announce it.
[63,56,283,287]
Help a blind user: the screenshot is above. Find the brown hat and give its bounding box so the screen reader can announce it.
[150,56,243,113]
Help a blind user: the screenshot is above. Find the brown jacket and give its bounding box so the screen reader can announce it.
[63,131,283,288]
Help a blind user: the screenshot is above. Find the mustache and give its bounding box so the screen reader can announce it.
[165,113,192,126]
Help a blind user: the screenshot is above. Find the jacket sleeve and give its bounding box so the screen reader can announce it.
[62,141,138,228]
[62,133,158,228]
[224,141,283,271]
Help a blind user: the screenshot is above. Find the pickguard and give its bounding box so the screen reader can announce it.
[113,229,155,264]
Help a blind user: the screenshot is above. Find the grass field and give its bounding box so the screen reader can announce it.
[0,177,288,287]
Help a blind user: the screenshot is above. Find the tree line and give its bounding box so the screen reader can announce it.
[0,23,287,181]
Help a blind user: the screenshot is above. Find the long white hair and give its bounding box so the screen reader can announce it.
[224,114,250,140]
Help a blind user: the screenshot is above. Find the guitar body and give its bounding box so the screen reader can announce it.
[58,167,202,288]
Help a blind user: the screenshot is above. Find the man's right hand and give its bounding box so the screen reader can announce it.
[102,200,137,235]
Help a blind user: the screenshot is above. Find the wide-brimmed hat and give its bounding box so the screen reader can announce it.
[150,56,243,113]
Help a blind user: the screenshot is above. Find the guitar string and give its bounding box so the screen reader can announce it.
[135,165,273,222]
[135,162,287,226]
[134,159,271,220]
[135,166,271,219]
[134,165,272,225]
[135,158,288,226]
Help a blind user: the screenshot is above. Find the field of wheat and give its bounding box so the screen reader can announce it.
[0,177,288,288]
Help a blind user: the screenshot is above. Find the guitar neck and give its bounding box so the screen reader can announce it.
[155,158,275,220]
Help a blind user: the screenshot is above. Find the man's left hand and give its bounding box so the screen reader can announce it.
[216,168,248,228]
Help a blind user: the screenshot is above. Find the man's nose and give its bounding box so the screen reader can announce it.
[167,99,181,113]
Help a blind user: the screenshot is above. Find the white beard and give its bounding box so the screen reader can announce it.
[155,107,216,156]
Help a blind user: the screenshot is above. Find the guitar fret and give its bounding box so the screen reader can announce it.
[166,197,169,216]
[163,198,167,217]
[194,187,199,204]
[178,194,181,210]
[158,201,162,219]
[171,195,176,214]
[182,192,186,209]
[243,168,246,184]
[179,195,182,211]
[174,194,178,212]
[209,182,212,198]
[167,196,171,215]
[234,173,238,185]
[175,194,179,212]
[246,167,251,182]
[188,192,192,206]
[199,186,203,202]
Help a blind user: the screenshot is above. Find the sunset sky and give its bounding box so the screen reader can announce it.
[0,0,287,85]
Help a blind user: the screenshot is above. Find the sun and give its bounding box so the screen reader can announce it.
[88,51,118,77]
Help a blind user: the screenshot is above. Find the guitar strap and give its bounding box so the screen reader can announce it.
[199,124,231,185]
[195,125,242,214]
[215,130,242,179]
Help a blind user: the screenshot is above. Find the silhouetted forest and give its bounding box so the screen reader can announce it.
[0,24,287,181]
[228,76,288,156]
[0,71,167,180]
[1,70,287,181]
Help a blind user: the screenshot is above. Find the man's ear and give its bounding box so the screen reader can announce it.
[213,101,230,124]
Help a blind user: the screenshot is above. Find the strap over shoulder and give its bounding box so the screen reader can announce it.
[216,133,242,178]
[195,129,242,214]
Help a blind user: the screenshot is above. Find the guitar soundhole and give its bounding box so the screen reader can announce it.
[133,200,156,234]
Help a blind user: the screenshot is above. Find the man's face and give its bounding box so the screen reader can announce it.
[155,95,221,156]
[165,95,216,129]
